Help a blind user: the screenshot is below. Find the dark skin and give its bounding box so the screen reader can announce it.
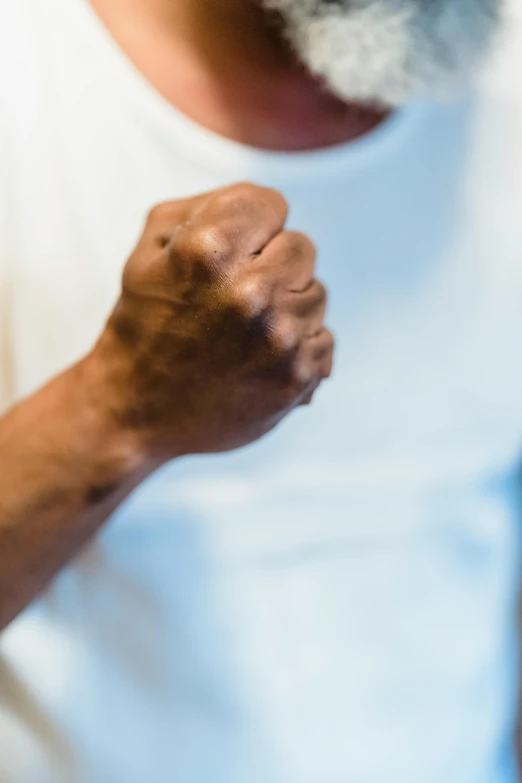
[88,0,386,150]
[0,0,378,630]
[0,184,332,629]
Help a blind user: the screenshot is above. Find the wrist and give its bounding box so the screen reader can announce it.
[67,351,157,491]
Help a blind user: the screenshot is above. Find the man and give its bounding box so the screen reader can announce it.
[0,0,521,780]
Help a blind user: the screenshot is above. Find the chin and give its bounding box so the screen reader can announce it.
[263,0,503,106]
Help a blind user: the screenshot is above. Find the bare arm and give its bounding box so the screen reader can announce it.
[0,183,333,632]
[0,356,159,631]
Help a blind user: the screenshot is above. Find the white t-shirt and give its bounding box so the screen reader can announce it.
[2,1,522,781]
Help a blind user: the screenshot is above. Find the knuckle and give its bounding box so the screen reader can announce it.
[214,183,288,218]
[214,182,260,211]
[267,317,300,356]
[291,356,315,389]
[227,181,261,200]
[232,277,272,320]
[312,328,335,358]
[194,225,234,261]
[262,186,289,216]
[175,225,234,274]
[283,230,316,258]
[302,279,328,312]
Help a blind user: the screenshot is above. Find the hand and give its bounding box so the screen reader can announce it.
[90,183,334,458]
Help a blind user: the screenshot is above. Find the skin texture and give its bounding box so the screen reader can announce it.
[88,0,387,150]
[0,184,333,630]
[0,0,372,629]
[109,186,332,455]
[0,0,497,628]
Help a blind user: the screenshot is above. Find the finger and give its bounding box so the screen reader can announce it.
[297,351,333,404]
[307,327,335,378]
[289,326,334,407]
[199,183,289,258]
[302,327,335,376]
[257,231,316,291]
[140,194,215,252]
[284,279,327,337]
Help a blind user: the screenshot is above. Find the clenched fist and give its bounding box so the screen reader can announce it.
[91,183,334,458]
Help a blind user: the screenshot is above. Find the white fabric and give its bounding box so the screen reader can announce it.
[1,1,522,781]
[0,117,12,413]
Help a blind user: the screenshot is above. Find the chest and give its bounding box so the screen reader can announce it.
[5,92,522,491]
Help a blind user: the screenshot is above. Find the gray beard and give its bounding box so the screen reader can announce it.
[263,0,503,106]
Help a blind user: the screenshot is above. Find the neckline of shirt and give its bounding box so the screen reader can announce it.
[75,0,430,182]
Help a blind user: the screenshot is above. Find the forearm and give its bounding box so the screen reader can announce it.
[0,355,161,631]
[0,183,332,631]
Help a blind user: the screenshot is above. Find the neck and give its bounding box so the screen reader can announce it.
[89,0,387,151]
